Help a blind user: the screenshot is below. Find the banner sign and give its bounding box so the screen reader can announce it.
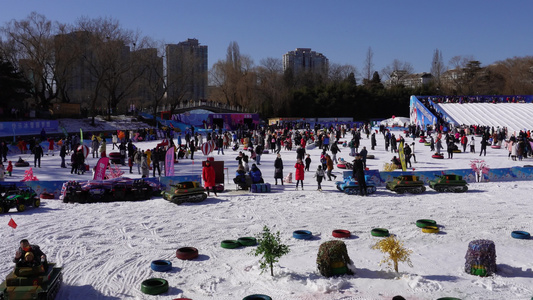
[93,157,110,180]
[165,146,175,176]
[0,120,59,137]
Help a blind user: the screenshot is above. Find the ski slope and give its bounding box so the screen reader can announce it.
[437,103,533,133]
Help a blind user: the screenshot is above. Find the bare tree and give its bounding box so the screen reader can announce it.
[430,49,446,91]
[381,59,414,85]
[328,63,358,84]
[362,47,374,85]
[255,57,286,115]
[0,12,62,110]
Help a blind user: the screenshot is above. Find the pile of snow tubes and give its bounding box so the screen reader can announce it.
[422,226,440,233]
[371,228,389,237]
[416,219,437,228]
[432,153,444,159]
[332,229,351,238]
[293,230,313,240]
[221,240,241,249]
[511,231,530,239]
[150,260,172,272]
[243,295,272,300]
[141,278,169,295]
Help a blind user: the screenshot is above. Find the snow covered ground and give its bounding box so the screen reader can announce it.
[1,120,533,300]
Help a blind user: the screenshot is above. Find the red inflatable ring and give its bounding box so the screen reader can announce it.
[176,247,199,260]
[332,229,351,238]
[432,154,444,159]
[40,192,54,199]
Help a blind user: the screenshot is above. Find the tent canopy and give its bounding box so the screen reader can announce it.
[379,116,410,127]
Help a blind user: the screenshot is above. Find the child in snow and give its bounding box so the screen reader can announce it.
[6,161,13,176]
[314,165,325,191]
[305,154,312,171]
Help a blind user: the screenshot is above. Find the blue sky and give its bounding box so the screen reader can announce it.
[1,1,532,75]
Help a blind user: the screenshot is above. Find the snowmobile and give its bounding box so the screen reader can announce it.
[0,263,62,300]
[0,187,40,213]
[161,181,207,205]
[335,175,376,195]
[386,175,426,194]
[429,174,468,193]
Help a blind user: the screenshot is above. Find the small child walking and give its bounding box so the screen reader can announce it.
[6,161,13,176]
[305,154,311,171]
[314,165,325,191]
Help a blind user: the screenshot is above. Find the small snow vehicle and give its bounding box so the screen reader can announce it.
[161,181,207,205]
[335,175,376,195]
[0,187,40,213]
[60,178,157,203]
[429,174,468,193]
[0,263,62,300]
[386,175,426,194]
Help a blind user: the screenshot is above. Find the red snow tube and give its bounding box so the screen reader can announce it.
[332,229,351,238]
[419,138,426,143]
[40,192,54,199]
[176,247,199,260]
[491,145,501,149]
[432,154,444,159]
[337,164,346,169]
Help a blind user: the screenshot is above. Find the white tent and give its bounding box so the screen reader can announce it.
[379,116,410,127]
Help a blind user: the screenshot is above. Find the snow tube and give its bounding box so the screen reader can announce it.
[150,260,172,272]
[432,154,444,159]
[237,237,257,246]
[176,247,199,260]
[337,163,346,169]
[452,149,462,153]
[221,240,241,249]
[40,192,54,199]
[491,145,501,149]
[141,278,169,295]
[243,295,272,300]
[15,161,29,167]
[416,219,437,228]
[419,138,426,143]
[511,231,530,239]
[332,229,351,238]
[422,226,440,233]
[371,228,389,237]
[173,298,193,300]
[436,298,461,300]
[424,142,431,146]
[366,154,375,159]
[293,230,312,240]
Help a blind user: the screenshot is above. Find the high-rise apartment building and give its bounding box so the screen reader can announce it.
[166,39,208,102]
[282,48,329,76]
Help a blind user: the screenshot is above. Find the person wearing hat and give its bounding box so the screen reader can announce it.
[202,160,217,196]
[352,153,367,196]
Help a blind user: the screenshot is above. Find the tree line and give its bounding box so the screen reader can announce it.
[1,13,532,122]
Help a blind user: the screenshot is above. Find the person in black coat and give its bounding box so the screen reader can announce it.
[274,153,284,185]
[33,143,43,168]
[14,239,47,269]
[352,153,367,196]
[60,144,67,168]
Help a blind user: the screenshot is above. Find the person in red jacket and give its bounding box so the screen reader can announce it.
[294,158,305,190]
[6,161,13,176]
[202,161,217,196]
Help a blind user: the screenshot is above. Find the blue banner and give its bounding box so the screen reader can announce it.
[0,120,59,137]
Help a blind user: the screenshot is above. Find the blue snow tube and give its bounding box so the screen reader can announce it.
[293,230,312,240]
[150,260,172,272]
[511,231,531,240]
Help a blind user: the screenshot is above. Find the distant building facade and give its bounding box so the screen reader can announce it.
[386,70,433,88]
[166,39,208,102]
[283,48,329,76]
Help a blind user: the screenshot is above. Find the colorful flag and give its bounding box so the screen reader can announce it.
[8,218,17,229]
[398,141,407,171]
[80,128,83,144]
[165,146,175,176]
[93,157,110,180]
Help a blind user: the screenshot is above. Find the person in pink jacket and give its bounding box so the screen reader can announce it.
[294,158,305,190]
[202,161,217,196]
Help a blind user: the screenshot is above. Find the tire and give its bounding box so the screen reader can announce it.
[33,199,40,208]
[344,188,356,195]
[221,240,241,249]
[140,278,168,295]
[150,260,172,272]
[511,231,531,239]
[416,219,437,228]
[176,247,199,260]
[422,226,439,233]
[16,203,26,212]
[243,294,272,300]
[293,230,312,240]
[332,229,351,238]
[237,237,257,246]
[371,228,389,237]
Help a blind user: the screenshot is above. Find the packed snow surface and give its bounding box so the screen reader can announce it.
[1,122,533,299]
